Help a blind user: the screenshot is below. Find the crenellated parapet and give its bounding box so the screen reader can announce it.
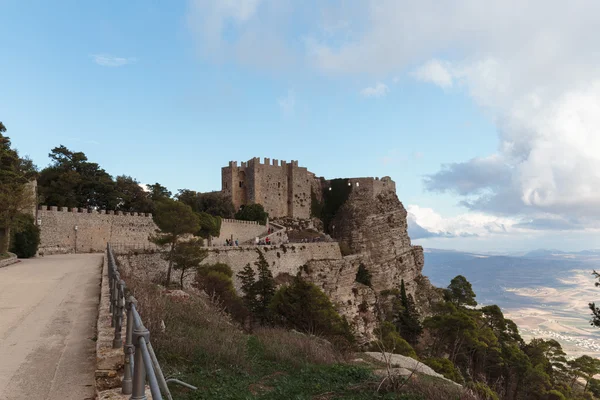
[38,205,152,217]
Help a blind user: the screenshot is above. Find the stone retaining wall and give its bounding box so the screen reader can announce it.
[0,253,18,268]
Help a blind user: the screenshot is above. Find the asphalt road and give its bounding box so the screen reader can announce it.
[0,254,102,400]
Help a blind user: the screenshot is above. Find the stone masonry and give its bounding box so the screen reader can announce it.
[37,206,157,255]
[221,157,312,219]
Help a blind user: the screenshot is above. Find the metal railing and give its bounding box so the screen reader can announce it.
[107,243,196,399]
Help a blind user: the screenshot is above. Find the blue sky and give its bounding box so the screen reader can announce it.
[3,1,600,252]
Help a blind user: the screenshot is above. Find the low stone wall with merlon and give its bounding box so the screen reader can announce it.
[38,206,157,255]
[214,219,267,246]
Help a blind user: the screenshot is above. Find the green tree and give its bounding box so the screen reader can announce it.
[568,355,600,392]
[9,213,40,258]
[177,189,235,218]
[38,145,118,209]
[196,212,221,246]
[252,250,276,324]
[147,183,171,202]
[396,279,423,345]
[446,275,477,307]
[270,275,352,342]
[114,175,153,213]
[0,123,37,253]
[235,203,268,225]
[171,238,207,288]
[237,263,257,310]
[149,199,200,286]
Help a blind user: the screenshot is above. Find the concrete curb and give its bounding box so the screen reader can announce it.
[95,253,124,395]
[0,253,18,268]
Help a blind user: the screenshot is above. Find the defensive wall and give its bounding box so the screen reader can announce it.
[214,219,267,246]
[203,242,342,289]
[222,157,311,219]
[115,242,343,291]
[37,206,157,255]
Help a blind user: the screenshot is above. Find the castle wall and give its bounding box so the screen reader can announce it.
[214,219,267,246]
[38,206,157,255]
[115,242,343,291]
[204,242,342,289]
[287,162,311,218]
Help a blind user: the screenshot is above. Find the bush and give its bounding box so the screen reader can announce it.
[235,203,268,225]
[466,382,499,400]
[355,263,372,286]
[270,276,354,347]
[195,264,248,323]
[423,357,464,384]
[10,213,40,258]
[371,321,417,358]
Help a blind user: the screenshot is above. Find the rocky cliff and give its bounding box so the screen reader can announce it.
[300,178,442,343]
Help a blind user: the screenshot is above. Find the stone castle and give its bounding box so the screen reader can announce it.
[221,157,312,219]
[35,157,440,341]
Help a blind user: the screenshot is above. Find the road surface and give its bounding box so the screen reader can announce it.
[0,254,102,400]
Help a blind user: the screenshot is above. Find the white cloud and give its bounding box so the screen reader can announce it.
[186,0,600,235]
[91,54,136,67]
[412,59,453,88]
[278,89,295,116]
[361,82,389,98]
[407,205,516,238]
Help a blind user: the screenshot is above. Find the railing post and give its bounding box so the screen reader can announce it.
[111,273,119,327]
[112,280,125,349]
[131,324,150,400]
[122,296,136,395]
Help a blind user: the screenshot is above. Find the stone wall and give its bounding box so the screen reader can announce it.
[204,242,342,289]
[38,206,157,255]
[214,219,267,246]
[115,242,343,291]
[221,158,311,219]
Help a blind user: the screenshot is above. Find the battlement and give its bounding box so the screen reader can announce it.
[225,158,303,170]
[38,205,152,217]
[221,218,260,226]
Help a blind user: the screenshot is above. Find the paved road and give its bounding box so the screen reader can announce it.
[0,254,102,400]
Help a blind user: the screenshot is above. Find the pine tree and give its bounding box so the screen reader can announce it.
[253,249,276,324]
[396,279,423,345]
[237,263,257,312]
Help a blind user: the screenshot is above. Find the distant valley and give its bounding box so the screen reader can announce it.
[423,248,600,358]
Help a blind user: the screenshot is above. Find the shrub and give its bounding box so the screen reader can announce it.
[270,276,354,346]
[371,321,417,358]
[355,263,372,286]
[10,213,40,258]
[466,382,499,400]
[195,264,248,323]
[423,357,464,384]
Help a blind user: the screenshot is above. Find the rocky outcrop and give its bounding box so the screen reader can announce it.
[299,180,442,343]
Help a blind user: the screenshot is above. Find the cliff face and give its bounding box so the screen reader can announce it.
[301,179,442,343]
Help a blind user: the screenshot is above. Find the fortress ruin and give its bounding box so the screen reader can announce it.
[221,157,312,219]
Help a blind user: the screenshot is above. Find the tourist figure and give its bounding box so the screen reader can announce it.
[235,239,239,246]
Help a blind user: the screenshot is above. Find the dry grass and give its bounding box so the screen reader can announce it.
[253,327,346,366]
[121,270,249,372]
